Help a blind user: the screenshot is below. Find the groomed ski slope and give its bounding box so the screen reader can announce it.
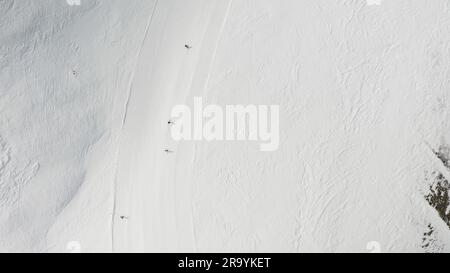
[0,0,449,252]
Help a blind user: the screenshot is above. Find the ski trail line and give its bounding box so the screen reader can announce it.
[190,0,233,251]
[111,0,159,253]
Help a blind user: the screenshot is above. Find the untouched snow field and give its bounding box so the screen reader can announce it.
[1,0,450,253]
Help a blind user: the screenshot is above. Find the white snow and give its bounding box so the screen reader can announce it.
[0,0,449,253]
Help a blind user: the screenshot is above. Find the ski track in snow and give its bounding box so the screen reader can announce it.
[1,0,450,253]
[111,0,160,253]
[120,0,160,130]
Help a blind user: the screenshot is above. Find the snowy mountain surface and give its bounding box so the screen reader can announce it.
[0,0,449,253]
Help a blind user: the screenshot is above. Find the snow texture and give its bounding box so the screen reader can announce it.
[0,0,449,253]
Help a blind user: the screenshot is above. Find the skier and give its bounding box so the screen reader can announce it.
[165,149,174,154]
[185,44,192,49]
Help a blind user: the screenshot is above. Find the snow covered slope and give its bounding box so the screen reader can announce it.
[1,0,450,253]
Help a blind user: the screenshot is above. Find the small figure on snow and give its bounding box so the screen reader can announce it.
[185,44,192,49]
